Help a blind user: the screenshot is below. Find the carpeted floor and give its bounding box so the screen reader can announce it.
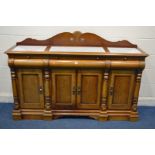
[0,103,155,129]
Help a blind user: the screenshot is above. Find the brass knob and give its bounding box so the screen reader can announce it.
[39,86,43,93]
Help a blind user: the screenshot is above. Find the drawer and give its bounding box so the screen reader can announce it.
[49,60,106,68]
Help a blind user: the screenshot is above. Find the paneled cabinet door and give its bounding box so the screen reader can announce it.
[17,69,44,109]
[51,69,76,109]
[77,70,102,109]
[108,70,135,110]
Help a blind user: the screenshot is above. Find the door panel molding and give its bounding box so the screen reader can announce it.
[17,69,44,109]
[108,70,135,110]
[51,69,76,109]
[77,69,102,109]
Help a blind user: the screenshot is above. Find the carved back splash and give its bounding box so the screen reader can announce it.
[17,31,137,48]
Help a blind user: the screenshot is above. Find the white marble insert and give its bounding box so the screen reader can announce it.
[108,47,141,53]
[13,45,47,51]
[50,46,105,52]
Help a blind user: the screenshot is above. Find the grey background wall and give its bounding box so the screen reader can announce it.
[0,26,154,105]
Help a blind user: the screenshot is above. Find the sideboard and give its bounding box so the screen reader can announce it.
[5,31,148,121]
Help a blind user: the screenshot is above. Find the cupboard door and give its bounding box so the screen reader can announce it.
[51,69,76,109]
[108,70,135,110]
[77,70,102,109]
[17,69,44,109]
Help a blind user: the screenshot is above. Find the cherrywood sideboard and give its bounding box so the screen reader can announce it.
[5,31,148,121]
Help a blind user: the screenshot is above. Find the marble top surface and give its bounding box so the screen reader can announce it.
[13,45,47,51]
[12,46,142,54]
[108,47,141,53]
[50,46,105,52]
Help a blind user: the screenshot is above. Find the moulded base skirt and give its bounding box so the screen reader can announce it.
[12,109,139,122]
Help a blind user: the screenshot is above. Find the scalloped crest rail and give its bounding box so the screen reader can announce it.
[5,31,148,122]
[17,31,137,47]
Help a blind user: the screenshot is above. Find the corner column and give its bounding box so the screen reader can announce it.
[130,69,142,121]
[11,68,22,120]
[132,69,142,111]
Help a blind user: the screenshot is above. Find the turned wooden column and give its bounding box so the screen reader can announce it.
[44,69,51,110]
[101,61,111,111]
[11,68,19,110]
[11,68,21,119]
[101,69,110,111]
[132,69,142,111]
[43,68,53,120]
[43,57,52,119]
